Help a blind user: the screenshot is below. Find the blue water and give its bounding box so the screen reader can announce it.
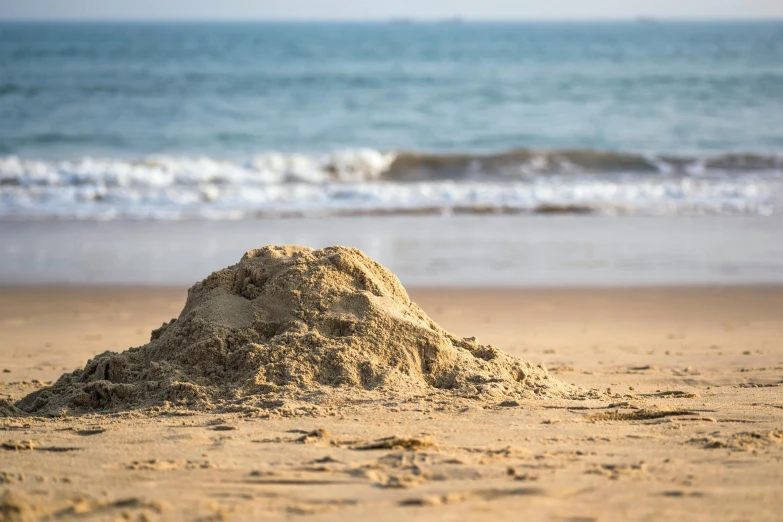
[3,21,783,158]
[1,21,783,219]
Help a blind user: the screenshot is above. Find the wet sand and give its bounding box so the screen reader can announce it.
[1,286,782,521]
[4,216,783,287]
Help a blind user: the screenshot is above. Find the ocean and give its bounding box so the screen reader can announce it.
[1,20,783,219]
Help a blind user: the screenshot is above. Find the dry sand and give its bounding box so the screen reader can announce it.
[14,246,569,417]
[1,284,782,521]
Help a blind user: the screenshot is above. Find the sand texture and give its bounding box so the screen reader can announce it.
[1,285,782,521]
[15,246,568,417]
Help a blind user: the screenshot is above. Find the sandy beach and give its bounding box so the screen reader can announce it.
[2,285,781,521]
[4,11,783,522]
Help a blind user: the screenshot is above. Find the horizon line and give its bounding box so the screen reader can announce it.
[1,16,782,23]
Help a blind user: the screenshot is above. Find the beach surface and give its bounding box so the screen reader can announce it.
[2,285,782,521]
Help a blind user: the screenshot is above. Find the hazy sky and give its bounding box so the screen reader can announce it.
[1,0,782,21]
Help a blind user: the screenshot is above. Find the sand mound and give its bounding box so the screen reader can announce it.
[18,246,571,415]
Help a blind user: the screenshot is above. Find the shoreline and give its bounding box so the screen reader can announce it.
[3,215,783,287]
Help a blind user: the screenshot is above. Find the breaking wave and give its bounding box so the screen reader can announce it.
[1,148,782,219]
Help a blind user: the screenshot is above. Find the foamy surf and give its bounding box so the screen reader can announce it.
[1,149,782,220]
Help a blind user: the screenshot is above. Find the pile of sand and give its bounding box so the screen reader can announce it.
[18,245,571,415]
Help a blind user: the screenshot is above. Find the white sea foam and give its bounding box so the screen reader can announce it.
[1,151,781,220]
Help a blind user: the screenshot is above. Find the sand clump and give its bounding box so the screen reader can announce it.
[18,245,572,415]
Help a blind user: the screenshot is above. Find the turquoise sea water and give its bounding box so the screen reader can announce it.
[1,21,783,219]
